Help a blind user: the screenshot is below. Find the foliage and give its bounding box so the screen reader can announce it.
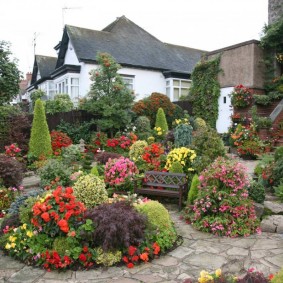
[192,126,226,173]
[135,116,151,133]
[104,157,139,191]
[174,123,193,147]
[229,85,253,108]
[61,145,82,165]
[95,247,122,267]
[274,146,283,161]
[29,99,52,159]
[274,181,283,202]
[155,107,168,137]
[142,143,165,171]
[186,269,237,283]
[271,266,283,283]
[38,159,72,189]
[172,117,190,128]
[253,94,271,105]
[19,195,40,224]
[90,165,99,176]
[0,213,20,236]
[94,151,122,165]
[260,15,283,83]
[193,117,207,130]
[135,201,177,252]
[8,189,44,215]
[188,174,200,205]
[52,236,76,256]
[248,180,265,204]
[169,161,184,173]
[73,174,108,208]
[237,269,270,283]
[31,186,86,236]
[84,202,146,251]
[0,186,22,211]
[165,147,196,174]
[0,41,21,105]
[56,119,96,144]
[44,94,74,114]
[30,90,45,108]
[132,92,176,127]
[271,158,283,187]
[0,154,24,188]
[185,157,260,237]
[190,56,221,128]
[50,131,72,156]
[81,52,134,135]
[129,140,148,162]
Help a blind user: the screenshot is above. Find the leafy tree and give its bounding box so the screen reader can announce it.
[28,99,52,158]
[0,41,21,105]
[30,89,45,109]
[82,52,134,136]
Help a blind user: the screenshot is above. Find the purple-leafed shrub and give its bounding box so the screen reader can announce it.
[94,151,122,164]
[84,202,146,251]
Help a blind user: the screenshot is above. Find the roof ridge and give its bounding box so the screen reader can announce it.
[165,42,207,53]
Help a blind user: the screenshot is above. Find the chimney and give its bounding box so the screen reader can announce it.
[26,72,32,82]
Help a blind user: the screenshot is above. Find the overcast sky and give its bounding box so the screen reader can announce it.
[0,0,268,74]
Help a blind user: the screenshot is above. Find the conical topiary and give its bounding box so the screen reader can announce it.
[28,99,52,158]
[188,174,200,205]
[155,107,168,136]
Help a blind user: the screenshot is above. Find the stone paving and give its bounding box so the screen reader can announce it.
[1,158,283,282]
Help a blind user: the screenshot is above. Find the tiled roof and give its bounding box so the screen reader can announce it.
[63,16,204,73]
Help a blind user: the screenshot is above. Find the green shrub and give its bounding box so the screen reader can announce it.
[155,107,168,135]
[272,159,283,187]
[90,166,99,176]
[135,116,151,133]
[62,145,82,165]
[192,126,226,173]
[44,94,74,114]
[135,201,177,251]
[19,196,39,224]
[193,117,207,130]
[174,124,193,147]
[274,181,283,202]
[271,266,283,283]
[82,154,93,172]
[38,159,72,189]
[188,174,200,205]
[169,161,184,173]
[73,174,108,208]
[0,154,24,188]
[52,237,75,256]
[95,247,122,267]
[129,140,148,162]
[248,179,265,204]
[274,146,283,161]
[253,153,274,176]
[28,99,52,158]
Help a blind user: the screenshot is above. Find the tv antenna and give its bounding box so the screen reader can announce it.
[62,6,81,27]
[32,32,40,57]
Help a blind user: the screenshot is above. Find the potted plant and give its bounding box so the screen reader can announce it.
[229,84,253,108]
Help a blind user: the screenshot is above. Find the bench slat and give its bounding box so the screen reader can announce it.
[135,188,179,197]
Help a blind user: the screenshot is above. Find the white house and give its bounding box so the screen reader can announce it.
[27,16,204,104]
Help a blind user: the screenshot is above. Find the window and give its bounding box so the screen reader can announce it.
[70,78,79,100]
[166,79,191,101]
[121,75,134,91]
[56,77,79,99]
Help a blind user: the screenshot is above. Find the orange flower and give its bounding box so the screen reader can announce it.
[140,252,149,262]
[41,212,51,222]
[58,219,69,233]
[152,242,160,255]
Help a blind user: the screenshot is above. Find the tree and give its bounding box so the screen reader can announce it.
[155,107,168,137]
[0,41,21,105]
[82,52,134,136]
[29,99,52,158]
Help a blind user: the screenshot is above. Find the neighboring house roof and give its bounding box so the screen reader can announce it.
[30,55,57,85]
[57,16,205,74]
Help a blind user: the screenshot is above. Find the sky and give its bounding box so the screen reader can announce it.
[0,0,268,75]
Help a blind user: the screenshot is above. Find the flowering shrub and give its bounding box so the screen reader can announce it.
[172,117,189,128]
[4,143,21,158]
[104,157,139,190]
[184,157,260,237]
[165,147,196,173]
[230,84,253,108]
[50,131,72,156]
[142,143,165,171]
[31,186,86,236]
[129,140,148,162]
[0,186,23,212]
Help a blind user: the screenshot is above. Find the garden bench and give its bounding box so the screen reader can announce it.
[134,171,188,211]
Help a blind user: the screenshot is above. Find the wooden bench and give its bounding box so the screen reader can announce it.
[134,171,188,211]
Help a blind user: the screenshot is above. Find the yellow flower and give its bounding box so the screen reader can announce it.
[5,243,11,250]
[156,127,161,131]
[188,168,194,171]
[9,236,17,242]
[21,223,27,230]
[11,243,16,248]
[215,269,221,277]
[157,131,162,136]
[26,231,33,238]
[181,161,185,165]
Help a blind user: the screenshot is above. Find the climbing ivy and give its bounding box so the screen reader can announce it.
[260,15,283,87]
[190,56,221,128]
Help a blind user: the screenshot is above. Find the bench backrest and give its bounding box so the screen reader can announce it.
[144,171,187,189]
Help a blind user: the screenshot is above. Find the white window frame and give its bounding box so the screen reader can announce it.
[120,75,135,91]
[165,78,191,101]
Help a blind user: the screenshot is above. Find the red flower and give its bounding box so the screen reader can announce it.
[58,219,69,233]
[128,246,137,256]
[127,263,134,268]
[122,256,129,263]
[132,255,139,262]
[83,246,88,253]
[41,212,51,222]
[79,253,87,262]
[152,242,160,255]
[65,187,73,194]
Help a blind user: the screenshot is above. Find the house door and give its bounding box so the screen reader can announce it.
[216,87,233,133]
